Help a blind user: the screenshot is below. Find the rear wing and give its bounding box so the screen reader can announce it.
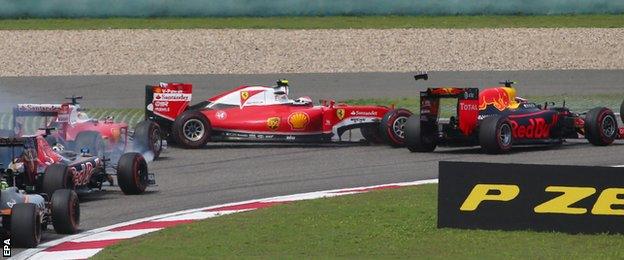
[420,87,480,136]
[0,137,26,147]
[145,82,193,130]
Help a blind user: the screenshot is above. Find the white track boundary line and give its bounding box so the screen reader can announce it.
[13,179,438,260]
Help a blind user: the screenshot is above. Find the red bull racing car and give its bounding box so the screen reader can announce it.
[143,79,412,148]
[405,73,624,154]
[8,97,163,160]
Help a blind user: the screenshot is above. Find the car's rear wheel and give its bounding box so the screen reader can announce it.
[479,115,513,154]
[117,152,149,195]
[51,189,80,234]
[585,107,618,146]
[620,99,624,124]
[42,164,74,198]
[360,124,384,144]
[379,109,413,147]
[133,120,163,159]
[74,131,106,157]
[172,111,211,149]
[11,203,41,248]
[405,116,437,152]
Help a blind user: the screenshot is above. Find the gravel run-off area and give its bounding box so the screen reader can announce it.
[0,28,623,76]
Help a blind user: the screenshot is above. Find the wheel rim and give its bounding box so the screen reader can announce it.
[499,123,512,147]
[134,157,147,189]
[392,116,409,139]
[183,119,205,142]
[151,128,162,152]
[601,115,616,137]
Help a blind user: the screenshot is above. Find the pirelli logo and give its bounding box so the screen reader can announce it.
[460,184,624,215]
[438,161,624,234]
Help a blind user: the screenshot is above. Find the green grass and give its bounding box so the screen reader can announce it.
[1,15,624,30]
[94,184,624,259]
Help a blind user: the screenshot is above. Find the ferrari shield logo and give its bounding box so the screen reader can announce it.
[336,109,345,120]
[267,117,280,131]
[240,91,250,101]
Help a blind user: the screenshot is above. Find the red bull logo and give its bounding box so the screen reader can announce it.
[509,117,556,139]
[479,87,517,111]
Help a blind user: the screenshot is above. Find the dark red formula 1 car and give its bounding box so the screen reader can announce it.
[10,98,163,160]
[404,74,624,154]
[142,80,413,148]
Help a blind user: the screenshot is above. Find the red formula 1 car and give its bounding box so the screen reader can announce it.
[9,97,163,159]
[404,73,624,154]
[143,80,412,148]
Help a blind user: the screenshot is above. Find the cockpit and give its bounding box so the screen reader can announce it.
[206,79,312,109]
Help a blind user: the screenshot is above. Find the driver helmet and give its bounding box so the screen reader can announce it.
[76,111,90,122]
[274,79,290,102]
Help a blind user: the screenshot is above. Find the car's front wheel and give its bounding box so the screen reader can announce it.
[585,107,618,146]
[117,152,149,195]
[379,108,413,147]
[51,189,80,234]
[11,203,42,248]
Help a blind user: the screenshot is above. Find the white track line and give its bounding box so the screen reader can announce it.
[13,179,438,260]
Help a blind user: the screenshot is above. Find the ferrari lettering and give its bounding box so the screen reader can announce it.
[460,184,519,211]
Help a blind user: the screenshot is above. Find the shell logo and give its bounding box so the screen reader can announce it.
[336,109,345,120]
[267,117,280,131]
[288,112,310,130]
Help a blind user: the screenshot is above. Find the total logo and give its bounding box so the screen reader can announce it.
[460,103,478,111]
[350,111,378,116]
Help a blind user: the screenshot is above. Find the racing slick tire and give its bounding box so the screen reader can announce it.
[379,108,413,147]
[11,203,42,248]
[133,120,163,159]
[620,99,624,123]
[74,131,106,157]
[479,115,513,154]
[585,107,618,146]
[172,111,211,149]
[360,124,384,144]
[51,189,80,234]
[404,116,437,152]
[42,164,74,198]
[117,152,149,195]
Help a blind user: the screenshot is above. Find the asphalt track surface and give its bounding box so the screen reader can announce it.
[3,70,624,252]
